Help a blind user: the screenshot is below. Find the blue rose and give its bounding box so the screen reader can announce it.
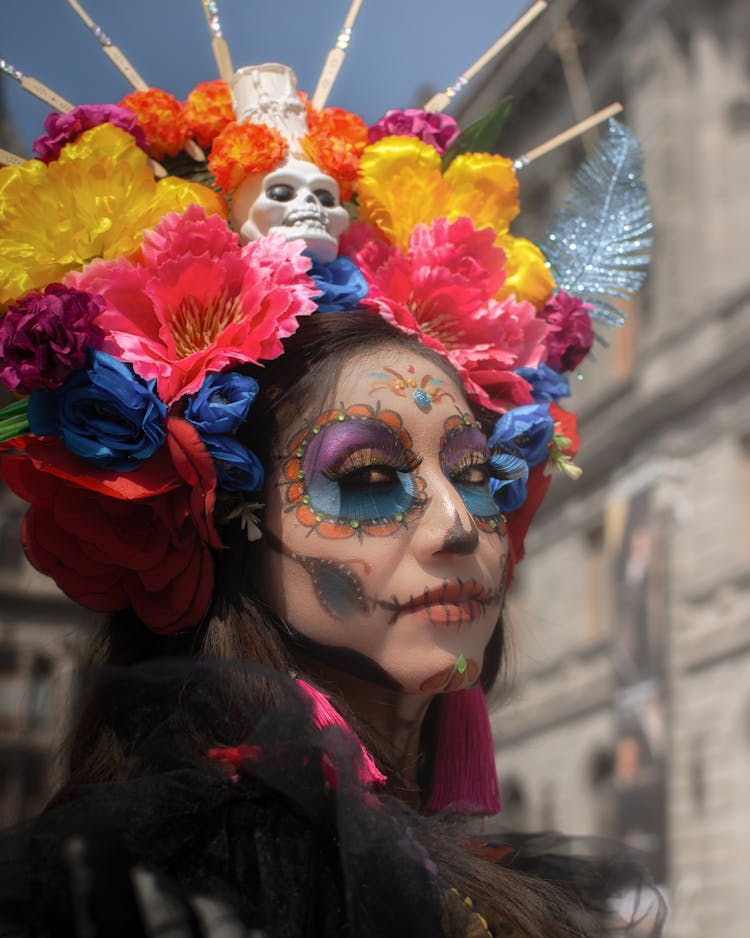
[488,404,555,469]
[489,451,529,514]
[28,349,166,470]
[203,435,264,492]
[307,255,368,312]
[515,364,570,403]
[185,372,259,435]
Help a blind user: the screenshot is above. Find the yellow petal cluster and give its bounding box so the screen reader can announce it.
[0,123,226,308]
[357,136,553,308]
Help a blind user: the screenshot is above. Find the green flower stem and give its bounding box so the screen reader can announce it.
[0,398,29,418]
[0,399,30,441]
[0,418,31,442]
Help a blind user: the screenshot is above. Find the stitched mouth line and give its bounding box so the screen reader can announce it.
[374,578,504,625]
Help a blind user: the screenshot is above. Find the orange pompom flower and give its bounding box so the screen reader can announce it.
[208,122,288,194]
[301,107,368,202]
[120,89,189,160]
[184,80,235,149]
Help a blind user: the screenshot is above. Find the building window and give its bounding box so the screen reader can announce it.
[500,777,529,831]
[0,504,25,573]
[0,645,21,728]
[29,655,54,729]
[590,748,618,839]
[740,433,750,561]
[584,523,608,643]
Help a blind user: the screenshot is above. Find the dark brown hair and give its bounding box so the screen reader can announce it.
[59,313,600,937]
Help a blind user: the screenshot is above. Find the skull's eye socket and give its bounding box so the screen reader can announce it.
[266,184,296,202]
[314,188,336,208]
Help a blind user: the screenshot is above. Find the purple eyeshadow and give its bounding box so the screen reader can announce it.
[441,425,489,475]
[303,420,401,480]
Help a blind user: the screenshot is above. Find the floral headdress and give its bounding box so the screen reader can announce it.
[0,56,651,637]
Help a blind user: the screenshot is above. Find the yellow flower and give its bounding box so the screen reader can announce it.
[357,136,554,308]
[0,123,227,308]
[497,234,555,308]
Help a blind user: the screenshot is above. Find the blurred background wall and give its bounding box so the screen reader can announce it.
[457,1,750,935]
[1,0,749,934]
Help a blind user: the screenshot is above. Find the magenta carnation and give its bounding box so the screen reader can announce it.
[0,284,105,394]
[540,290,595,372]
[67,206,318,404]
[33,104,149,163]
[368,109,460,155]
[341,217,547,412]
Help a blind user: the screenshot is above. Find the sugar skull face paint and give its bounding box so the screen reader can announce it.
[440,414,508,535]
[258,345,509,695]
[283,403,428,538]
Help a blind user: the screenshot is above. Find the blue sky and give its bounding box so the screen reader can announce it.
[3,0,529,154]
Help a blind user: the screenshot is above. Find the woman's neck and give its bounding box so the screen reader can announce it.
[295,656,433,788]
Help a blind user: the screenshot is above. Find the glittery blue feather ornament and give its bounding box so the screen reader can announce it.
[543,120,653,334]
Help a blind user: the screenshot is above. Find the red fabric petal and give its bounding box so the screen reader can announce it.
[3,437,181,499]
[505,464,551,577]
[166,418,222,549]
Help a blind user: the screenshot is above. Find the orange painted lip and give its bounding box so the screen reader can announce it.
[395,578,500,624]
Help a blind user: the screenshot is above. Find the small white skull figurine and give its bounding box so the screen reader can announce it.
[230,158,350,264]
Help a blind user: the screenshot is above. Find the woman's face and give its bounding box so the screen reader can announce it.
[257,345,509,695]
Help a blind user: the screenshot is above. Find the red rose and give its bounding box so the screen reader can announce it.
[0,420,220,633]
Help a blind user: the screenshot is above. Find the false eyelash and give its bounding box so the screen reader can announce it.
[488,446,528,482]
[324,443,422,480]
[445,448,491,480]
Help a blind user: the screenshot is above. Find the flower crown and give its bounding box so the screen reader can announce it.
[0,59,651,634]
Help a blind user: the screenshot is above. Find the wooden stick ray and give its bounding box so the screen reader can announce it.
[513,103,624,168]
[67,0,149,91]
[201,0,233,82]
[0,58,73,113]
[65,1,205,162]
[424,0,548,113]
[312,0,365,110]
[0,147,25,167]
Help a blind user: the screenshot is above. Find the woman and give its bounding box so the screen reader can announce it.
[0,64,659,938]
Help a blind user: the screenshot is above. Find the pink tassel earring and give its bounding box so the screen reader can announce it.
[425,686,500,815]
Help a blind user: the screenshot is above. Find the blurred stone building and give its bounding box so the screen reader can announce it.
[453,1,750,934]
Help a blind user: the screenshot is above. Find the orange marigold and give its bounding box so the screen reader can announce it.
[208,121,288,194]
[120,88,189,160]
[184,80,235,149]
[301,107,368,202]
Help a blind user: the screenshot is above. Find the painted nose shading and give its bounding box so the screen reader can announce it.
[441,509,479,555]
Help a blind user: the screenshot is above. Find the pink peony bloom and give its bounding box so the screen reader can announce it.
[0,284,105,394]
[341,217,547,412]
[33,104,149,163]
[67,206,318,403]
[540,290,595,372]
[368,109,460,155]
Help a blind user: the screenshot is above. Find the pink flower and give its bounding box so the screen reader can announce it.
[341,217,547,412]
[33,104,149,163]
[368,109,460,155]
[540,290,595,372]
[67,206,318,403]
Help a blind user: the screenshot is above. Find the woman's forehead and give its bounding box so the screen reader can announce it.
[332,345,471,411]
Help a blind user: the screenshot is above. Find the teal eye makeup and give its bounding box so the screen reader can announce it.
[303,418,422,527]
[441,424,500,521]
